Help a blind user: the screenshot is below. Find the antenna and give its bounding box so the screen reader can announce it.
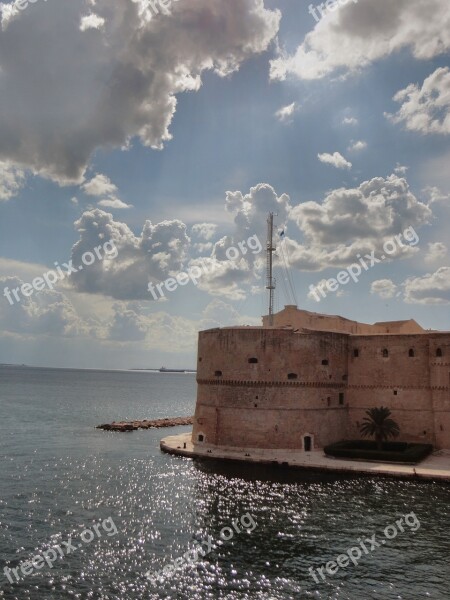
[266,212,276,325]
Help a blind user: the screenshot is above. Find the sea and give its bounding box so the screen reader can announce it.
[0,365,449,600]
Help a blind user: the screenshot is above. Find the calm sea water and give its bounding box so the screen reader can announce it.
[0,366,449,600]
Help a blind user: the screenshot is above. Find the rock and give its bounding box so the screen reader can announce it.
[96,416,194,432]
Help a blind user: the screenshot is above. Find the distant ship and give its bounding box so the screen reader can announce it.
[159,367,196,373]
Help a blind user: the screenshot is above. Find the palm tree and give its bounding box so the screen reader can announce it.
[359,407,400,451]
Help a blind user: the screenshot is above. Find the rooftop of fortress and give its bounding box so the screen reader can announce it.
[259,305,430,336]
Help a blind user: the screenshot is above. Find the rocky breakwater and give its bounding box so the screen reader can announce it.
[96,416,194,433]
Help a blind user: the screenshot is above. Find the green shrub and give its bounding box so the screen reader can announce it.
[324,440,433,464]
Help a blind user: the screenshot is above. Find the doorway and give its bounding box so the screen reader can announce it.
[304,435,312,452]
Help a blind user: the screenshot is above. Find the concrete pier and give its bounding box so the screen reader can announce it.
[161,432,450,482]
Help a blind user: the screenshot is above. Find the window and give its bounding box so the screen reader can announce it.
[248,357,258,364]
[394,390,398,396]
[382,349,389,358]
[198,357,202,362]
[287,373,298,380]
[327,397,331,407]
[354,349,359,358]
[214,370,222,377]
[409,349,415,357]
[339,393,344,405]
[198,434,204,442]
[437,348,443,357]
[322,359,329,366]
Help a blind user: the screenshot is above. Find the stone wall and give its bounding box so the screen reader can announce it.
[193,327,349,450]
[192,323,450,451]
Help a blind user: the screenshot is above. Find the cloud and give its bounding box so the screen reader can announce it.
[184,184,289,299]
[79,13,105,32]
[423,186,450,205]
[0,276,86,337]
[270,0,450,81]
[386,67,450,135]
[318,151,352,170]
[193,242,213,253]
[98,197,132,209]
[82,173,118,197]
[225,182,291,237]
[199,299,259,329]
[425,242,448,263]
[288,174,431,270]
[0,160,26,201]
[81,173,132,209]
[394,164,409,175]
[69,209,191,300]
[275,101,298,123]
[0,271,256,354]
[0,0,280,183]
[371,279,397,299]
[56,186,284,303]
[191,223,218,241]
[403,267,450,304]
[343,117,358,125]
[348,140,367,152]
[108,302,149,341]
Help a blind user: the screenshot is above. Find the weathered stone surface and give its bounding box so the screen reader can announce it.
[192,306,450,451]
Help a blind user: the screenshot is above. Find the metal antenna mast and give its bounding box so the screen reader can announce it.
[266,212,276,325]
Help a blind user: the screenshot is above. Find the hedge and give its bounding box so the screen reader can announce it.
[324,440,433,464]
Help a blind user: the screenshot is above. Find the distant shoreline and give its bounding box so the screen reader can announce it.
[0,364,196,373]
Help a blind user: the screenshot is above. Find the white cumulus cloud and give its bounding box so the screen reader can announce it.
[0,0,280,183]
[371,279,397,299]
[404,267,450,304]
[0,160,26,201]
[270,0,450,81]
[79,13,105,31]
[386,67,450,135]
[318,152,352,170]
[275,102,298,123]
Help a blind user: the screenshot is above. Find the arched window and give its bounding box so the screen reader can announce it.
[198,434,204,442]
[248,357,258,364]
[214,370,222,377]
[437,348,443,357]
[409,349,415,357]
[322,359,329,366]
[382,349,389,358]
[287,373,298,380]
[354,349,359,358]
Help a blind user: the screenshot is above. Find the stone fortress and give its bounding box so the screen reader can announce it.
[191,305,450,453]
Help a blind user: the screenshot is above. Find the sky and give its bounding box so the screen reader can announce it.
[0,0,449,369]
